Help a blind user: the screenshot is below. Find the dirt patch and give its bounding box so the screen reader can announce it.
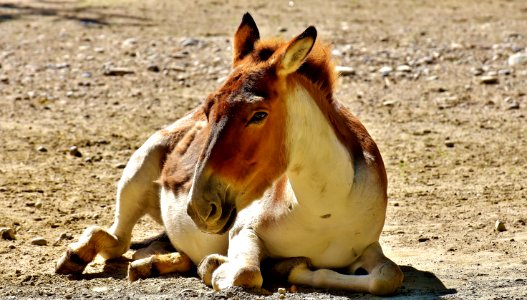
[1,0,526,299]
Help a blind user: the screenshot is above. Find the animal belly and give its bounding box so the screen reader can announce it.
[259,211,383,268]
[263,231,366,268]
[160,188,228,265]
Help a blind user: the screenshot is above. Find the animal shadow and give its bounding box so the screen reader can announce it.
[396,266,456,299]
[71,257,131,280]
[263,265,456,299]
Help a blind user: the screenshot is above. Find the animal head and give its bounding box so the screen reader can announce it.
[187,13,321,234]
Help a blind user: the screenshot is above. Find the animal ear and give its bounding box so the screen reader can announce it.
[233,13,260,66]
[277,26,317,76]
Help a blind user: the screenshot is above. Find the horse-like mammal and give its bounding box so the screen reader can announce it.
[56,13,403,295]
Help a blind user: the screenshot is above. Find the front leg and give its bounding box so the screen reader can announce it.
[198,227,264,290]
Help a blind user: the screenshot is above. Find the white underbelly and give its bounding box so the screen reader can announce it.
[160,187,228,265]
[257,194,385,268]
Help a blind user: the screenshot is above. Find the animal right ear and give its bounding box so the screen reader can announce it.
[233,13,260,66]
[276,26,317,76]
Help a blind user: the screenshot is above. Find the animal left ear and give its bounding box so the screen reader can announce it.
[277,26,317,76]
[233,13,260,66]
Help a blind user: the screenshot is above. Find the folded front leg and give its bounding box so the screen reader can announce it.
[199,228,264,290]
[271,242,403,296]
[128,251,192,281]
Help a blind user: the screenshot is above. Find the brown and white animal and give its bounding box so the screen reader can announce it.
[55,13,403,296]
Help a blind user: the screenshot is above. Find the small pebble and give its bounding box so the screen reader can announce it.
[35,201,42,209]
[81,71,92,78]
[31,237,48,246]
[103,67,135,76]
[508,52,527,66]
[59,232,73,240]
[0,227,16,240]
[379,66,393,76]
[479,75,498,84]
[37,145,47,152]
[504,97,520,110]
[68,146,82,157]
[114,163,127,169]
[445,141,455,148]
[396,64,412,72]
[495,220,506,232]
[278,287,286,294]
[382,100,397,107]
[471,67,484,76]
[121,38,138,49]
[418,237,430,242]
[147,64,160,72]
[181,38,200,47]
[335,66,356,76]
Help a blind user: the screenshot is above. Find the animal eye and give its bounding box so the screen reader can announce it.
[248,111,268,125]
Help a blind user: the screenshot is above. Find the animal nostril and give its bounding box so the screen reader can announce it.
[208,202,218,220]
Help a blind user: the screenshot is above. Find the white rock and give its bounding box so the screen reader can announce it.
[396,65,412,72]
[335,66,356,76]
[331,49,343,57]
[379,66,393,76]
[508,53,527,66]
[122,38,138,49]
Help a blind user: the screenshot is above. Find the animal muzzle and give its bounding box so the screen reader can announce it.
[187,176,237,234]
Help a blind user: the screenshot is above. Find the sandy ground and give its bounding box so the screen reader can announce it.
[0,0,526,299]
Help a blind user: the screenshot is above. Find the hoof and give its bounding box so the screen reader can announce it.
[55,249,89,275]
[128,257,154,282]
[198,254,228,286]
[213,263,263,291]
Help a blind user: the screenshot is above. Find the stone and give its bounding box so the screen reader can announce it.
[68,146,82,157]
[114,163,127,169]
[335,66,356,76]
[495,220,506,232]
[479,75,498,85]
[278,288,286,294]
[504,97,520,110]
[379,66,393,76]
[181,38,200,47]
[508,53,527,66]
[445,141,455,148]
[471,67,484,76]
[396,64,412,72]
[103,67,135,76]
[37,145,47,152]
[383,100,398,107]
[0,227,16,240]
[147,64,160,72]
[31,237,48,246]
[121,38,138,49]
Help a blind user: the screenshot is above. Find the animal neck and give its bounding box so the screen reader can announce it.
[284,81,354,211]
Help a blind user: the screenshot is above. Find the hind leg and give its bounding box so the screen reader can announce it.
[271,242,403,296]
[56,132,168,275]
